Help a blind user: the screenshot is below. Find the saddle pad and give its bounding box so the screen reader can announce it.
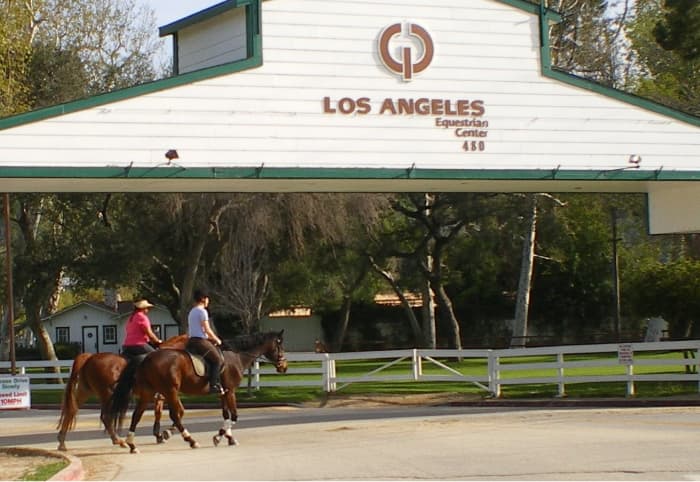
[186,353,207,377]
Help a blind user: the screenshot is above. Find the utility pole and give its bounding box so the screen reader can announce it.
[4,193,15,375]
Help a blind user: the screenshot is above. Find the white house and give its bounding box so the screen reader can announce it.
[41,301,180,354]
[40,299,321,354]
[260,308,323,352]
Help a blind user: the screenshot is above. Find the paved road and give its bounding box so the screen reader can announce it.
[2,405,700,480]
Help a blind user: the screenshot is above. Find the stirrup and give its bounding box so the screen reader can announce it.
[209,383,224,395]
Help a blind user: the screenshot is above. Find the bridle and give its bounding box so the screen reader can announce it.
[239,339,287,370]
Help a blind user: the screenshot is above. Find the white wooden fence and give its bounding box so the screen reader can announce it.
[2,340,699,397]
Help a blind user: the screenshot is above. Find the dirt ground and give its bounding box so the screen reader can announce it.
[0,448,67,481]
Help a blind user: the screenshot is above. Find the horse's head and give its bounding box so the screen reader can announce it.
[263,330,288,373]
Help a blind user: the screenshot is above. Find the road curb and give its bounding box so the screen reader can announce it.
[49,453,83,481]
[443,398,700,408]
[1,447,84,481]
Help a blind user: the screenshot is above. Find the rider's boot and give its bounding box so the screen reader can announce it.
[208,364,224,394]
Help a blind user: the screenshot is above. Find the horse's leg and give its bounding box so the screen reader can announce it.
[97,386,127,448]
[165,390,199,449]
[124,396,149,454]
[151,393,177,439]
[57,384,90,451]
[214,390,239,447]
[152,394,168,443]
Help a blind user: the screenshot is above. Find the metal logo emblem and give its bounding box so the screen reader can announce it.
[378,22,434,81]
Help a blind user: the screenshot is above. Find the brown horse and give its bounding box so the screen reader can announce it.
[56,334,188,451]
[107,330,287,453]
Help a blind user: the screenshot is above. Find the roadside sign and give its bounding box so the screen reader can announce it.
[0,376,31,409]
[618,344,634,365]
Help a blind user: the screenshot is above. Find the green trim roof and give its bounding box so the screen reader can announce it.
[0,166,697,182]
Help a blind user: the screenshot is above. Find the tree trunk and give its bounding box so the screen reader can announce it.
[432,281,462,351]
[421,257,437,349]
[511,195,537,348]
[419,193,438,348]
[29,310,60,387]
[332,267,368,352]
[333,295,352,352]
[177,197,234,331]
[369,257,424,346]
[0,311,9,361]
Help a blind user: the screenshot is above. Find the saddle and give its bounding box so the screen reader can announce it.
[185,353,209,377]
[183,349,225,378]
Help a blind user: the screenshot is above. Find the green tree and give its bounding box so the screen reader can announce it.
[11,194,144,360]
[626,0,700,115]
[5,0,163,361]
[29,0,161,94]
[653,0,700,60]
[549,0,633,88]
[0,0,32,116]
[207,193,389,339]
[28,43,88,108]
[625,259,700,338]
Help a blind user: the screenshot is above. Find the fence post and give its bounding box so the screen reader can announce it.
[412,349,421,381]
[253,360,261,390]
[329,357,337,392]
[557,352,566,398]
[488,351,500,398]
[322,354,330,392]
[697,346,700,394]
[626,364,635,397]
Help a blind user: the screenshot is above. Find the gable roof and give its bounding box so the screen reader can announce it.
[42,300,171,322]
[41,300,121,322]
[0,0,691,131]
[0,0,697,199]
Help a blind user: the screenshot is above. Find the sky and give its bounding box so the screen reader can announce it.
[144,0,223,28]
[139,0,224,68]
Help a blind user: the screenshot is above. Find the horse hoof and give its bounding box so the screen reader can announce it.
[130,447,140,454]
[228,438,239,446]
[190,441,200,449]
[57,444,67,452]
[156,436,164,444]
[213,436,220,447]
[162,430,171,441]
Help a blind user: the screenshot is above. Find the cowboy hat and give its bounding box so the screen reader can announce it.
[133,299,154,309]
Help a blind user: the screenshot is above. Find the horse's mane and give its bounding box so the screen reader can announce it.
[222,331,277,353]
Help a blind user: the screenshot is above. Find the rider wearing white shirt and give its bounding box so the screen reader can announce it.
[185,290,225,394]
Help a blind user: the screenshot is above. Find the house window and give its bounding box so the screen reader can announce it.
[56,327,70,344]
[103,325,117,345]
[152,325,162,339]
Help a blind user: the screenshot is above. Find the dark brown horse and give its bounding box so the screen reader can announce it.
[56,334,188,451]
[106,330,287,453]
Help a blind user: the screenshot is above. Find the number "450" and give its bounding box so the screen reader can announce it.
[462,141,486,152]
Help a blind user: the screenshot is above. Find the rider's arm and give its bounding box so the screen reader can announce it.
[201,319,222,346]
[145,325,162,345]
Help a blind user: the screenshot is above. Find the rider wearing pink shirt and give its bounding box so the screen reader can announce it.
[122,299,162,359]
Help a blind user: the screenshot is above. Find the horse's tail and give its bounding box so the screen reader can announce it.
[106,360,138,431]
[57,353,92,432]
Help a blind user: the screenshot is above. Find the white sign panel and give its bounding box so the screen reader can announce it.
[0,376,31,409]
[618,344,634,366]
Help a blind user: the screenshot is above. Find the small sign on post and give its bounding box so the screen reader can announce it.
[618,344,634,365]
[0,376,31,410]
